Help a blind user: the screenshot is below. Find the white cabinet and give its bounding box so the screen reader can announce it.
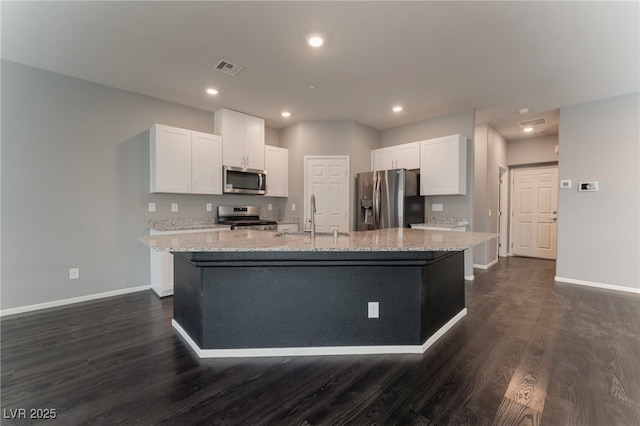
[277,223,299,232]
[420,134,467,195]
[371,141,420,171]
[150,124,222,194]
[265,145,288,197]
[150,228,230,297]
[214,108,265,170]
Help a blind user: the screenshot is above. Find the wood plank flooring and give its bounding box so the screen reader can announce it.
[2,257,639,425]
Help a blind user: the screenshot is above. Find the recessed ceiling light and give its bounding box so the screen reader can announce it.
[307,33,325,48]
[281,111,291,118]
[392,106,403,113]
[517,108,530,115]
[523,127,534,132]
[206,88,218,95]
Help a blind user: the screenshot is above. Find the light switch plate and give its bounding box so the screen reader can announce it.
[171,203,178,212]
[206,203,212,212]
[292,203,296,211]
[432,203,444,212]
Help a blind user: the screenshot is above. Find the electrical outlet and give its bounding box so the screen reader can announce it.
[148,202,156,212]
[268,204,272,211]
[367,302,379,319]
[206,203,212,212]
[171,203,178,212]
[69,268,80,280]
[292,203,296,211]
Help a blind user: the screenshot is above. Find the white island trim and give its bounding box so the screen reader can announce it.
[172,308,467,358]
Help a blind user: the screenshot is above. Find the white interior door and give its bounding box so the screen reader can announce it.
[304,156,350,232]
[511,166,558,259]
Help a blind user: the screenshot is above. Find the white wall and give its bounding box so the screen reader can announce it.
[556,92,639,291]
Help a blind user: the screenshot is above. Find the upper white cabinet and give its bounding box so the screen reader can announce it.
[265,145,288,197]
[214,108,265,170]
[420,134,467,196]
[150,124,222,194]
[371,141,420,171]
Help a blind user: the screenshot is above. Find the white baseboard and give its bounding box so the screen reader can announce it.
[474,258,499,270]
[0,285,151,317]
[554,276,640,294]
[173,308,468,358]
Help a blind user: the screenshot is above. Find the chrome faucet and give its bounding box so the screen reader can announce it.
[310,194,317,239]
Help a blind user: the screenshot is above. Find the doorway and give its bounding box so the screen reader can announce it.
[303,156,350,232]
[510,166,558,259]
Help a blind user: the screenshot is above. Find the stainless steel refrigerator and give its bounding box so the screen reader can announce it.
[356,169,424,230]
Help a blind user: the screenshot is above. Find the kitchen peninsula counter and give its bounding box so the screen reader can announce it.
[139,228,496,358]
[139,227,495,252]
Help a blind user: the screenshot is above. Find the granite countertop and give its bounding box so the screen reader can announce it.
[147,218,229,232]
[139,227,496,253]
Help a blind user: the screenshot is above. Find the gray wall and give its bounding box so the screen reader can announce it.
[380,109,476,277]
[472,125,507,267]
[556,92,639,290]
[380,108,476,220]
[508,134,558,166]
[279,120,379,230]
[1,61,283,310]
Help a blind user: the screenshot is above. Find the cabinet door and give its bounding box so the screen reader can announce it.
[265,145,288,197]
[216,109,246,168]
[244,114,265,169]
[395,142,420,169]
[371,147,395,171]
[420,134,467,195]
[151,124,191,193]
[191,132,223,195]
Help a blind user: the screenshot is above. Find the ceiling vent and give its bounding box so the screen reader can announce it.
[214,59,243,76]
[518,117,547,128]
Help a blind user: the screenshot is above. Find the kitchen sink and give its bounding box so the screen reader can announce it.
[275,231,350,237]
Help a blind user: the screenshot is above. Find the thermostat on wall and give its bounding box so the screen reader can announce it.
[579,181,599,192]
[560,180,572,189]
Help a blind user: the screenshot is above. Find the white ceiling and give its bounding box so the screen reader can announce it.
[2,1,638,141]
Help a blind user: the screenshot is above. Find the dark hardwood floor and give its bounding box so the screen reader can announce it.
[2,257,639,425]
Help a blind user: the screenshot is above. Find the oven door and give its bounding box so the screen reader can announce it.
[223,166,267,195]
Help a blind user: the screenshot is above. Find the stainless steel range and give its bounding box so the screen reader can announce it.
[217,206,277,231]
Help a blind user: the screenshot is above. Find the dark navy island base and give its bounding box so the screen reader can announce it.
[172,250,465,357]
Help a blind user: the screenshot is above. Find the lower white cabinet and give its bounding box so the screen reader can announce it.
[150,228,229,297]
[420,134,467,195]
[265,145,288,197]
[277,223,299,233]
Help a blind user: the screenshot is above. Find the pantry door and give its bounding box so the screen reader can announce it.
[304,156,350,233]
[511,166,558,259]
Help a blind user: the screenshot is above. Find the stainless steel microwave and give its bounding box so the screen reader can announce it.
[223,166,267,195]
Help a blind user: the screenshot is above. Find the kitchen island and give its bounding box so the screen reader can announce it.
[140,228,495,358]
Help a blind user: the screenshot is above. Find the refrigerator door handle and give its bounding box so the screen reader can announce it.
[373,173,380,228]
